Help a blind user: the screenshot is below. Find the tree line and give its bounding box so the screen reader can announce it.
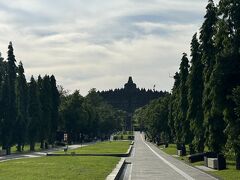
[134,0,240,170]
[59,88,126,143]
[0,42,60,154]
[0,42,125,155]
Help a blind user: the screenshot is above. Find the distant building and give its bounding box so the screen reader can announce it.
[99,77,168,130]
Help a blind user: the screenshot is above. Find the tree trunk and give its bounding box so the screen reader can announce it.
[30,142,35,151]
[6,147,11,155]
[189,144,195,155]
[17,144,21,152]
[40,140,44,149]
[181,144,186,156]
[45,142,48,149]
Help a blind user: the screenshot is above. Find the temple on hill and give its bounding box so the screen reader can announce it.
[99,77,167,130]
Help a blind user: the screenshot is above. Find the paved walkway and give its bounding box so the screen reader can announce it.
[128,132,218,180]
[0,144,87,162]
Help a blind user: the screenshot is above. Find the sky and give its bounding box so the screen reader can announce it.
[0,0,215,95]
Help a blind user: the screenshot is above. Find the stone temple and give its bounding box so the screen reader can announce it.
[99,77,167,131]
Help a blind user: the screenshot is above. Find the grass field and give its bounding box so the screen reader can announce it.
[0,141,132,179]
[161,144,191,162]
[113,131,134,140]
[160,144,240,180]
[209,160,240,180]
[0,156,120,180]
[161,144,182,155]
[59,141,131,154]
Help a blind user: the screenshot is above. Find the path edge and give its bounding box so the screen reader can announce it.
[106,158,126,180]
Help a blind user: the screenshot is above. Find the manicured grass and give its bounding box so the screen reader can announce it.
[209,161,240,180]
[60,141,131,154]
[0,156,120,180]
[11,143,42,154]
[161,144,179,155]
[160,144,240,180]
[113,131,134,140]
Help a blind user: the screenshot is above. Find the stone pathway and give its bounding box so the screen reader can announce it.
[127,132,218,180]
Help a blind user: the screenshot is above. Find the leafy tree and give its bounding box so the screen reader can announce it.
[0,52,5,147]
[230,87,240,169]
[49,75,60,144]
[178,53,190,146]
[15,62,28,152]
[61,90,84,143]
[218,0,240,169]
[187,34,204,153]
[207,19,229,153]
[1,42,17,155]
[28,76,41,151]
[133,107,146,132]
[208,0,240,154]
[38,75,52,149]
[133,95,171,144]
[199,0,218,151]
[170,73,180,143]
[219,0,240,53]
[85,89,123,139]
[60,91,83,142]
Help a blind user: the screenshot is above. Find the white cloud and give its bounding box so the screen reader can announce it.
[0,0,213,95]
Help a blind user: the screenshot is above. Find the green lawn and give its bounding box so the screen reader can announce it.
[160,144,240,180]
[0,156,120,180]
[161,144,190,162]
[209,161,240,180]
[113,131,134,140]
[12,143,42,154]
[59,141,131,154]
[161,144,179,155]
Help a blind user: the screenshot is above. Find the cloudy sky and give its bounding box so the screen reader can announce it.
[0,0,214,95]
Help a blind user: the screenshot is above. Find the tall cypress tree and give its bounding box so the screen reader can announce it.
[49,75,60,145]
[171,73,180,143]
[37,75,44,148]
[219,0,240,53]
[0,52,4,146]
[178,53,191,147]
[0,52,4,90]
[38,75,52,149]
[199,0,218,152]
[187,33,204,153]
[207,19,230,153]
[173,54,190,150]
[2,42,17,154]
[218,0,240,169]
[28,76,41,151]
[15,62,28,152]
